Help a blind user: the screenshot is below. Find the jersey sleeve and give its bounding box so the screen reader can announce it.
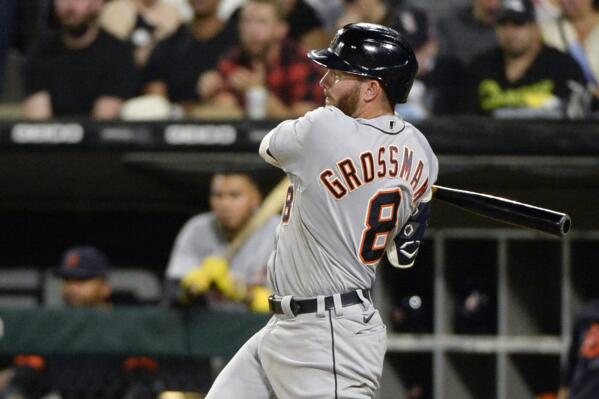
[261,106,340,175]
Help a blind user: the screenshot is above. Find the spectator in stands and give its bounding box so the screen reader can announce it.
[165,172,278,313]
[100,0,183,67]
[392,4,467,119]
[197,0,324,119]
[283,0,330,49]
[436,0,501,66]
[142,0,239,112]
[55,246,114,308]
[465,0,587,118]
[541,0,599,108]
[335,0,397,28]
[22,0,138,120]
[559,299,599,399]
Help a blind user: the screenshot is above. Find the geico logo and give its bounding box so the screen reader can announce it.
[11,123,84,144]
[164,125,237,145]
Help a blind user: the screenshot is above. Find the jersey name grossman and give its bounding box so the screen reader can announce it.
[319,144,429,203]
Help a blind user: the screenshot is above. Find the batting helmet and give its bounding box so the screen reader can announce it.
[308,22,418,104]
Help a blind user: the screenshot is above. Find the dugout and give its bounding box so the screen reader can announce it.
[0,116,598,398]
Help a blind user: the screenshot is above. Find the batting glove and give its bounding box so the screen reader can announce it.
[387,199,431,268]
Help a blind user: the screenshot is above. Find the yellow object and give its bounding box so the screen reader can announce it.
[181,257,247,302]
[181,263,214,296]
[247,286,272,313]
[212,265,247,303]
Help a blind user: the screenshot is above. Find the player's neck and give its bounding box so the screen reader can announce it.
[353,103,394,119]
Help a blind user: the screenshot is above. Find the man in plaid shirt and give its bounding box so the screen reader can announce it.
[198,0,324,119]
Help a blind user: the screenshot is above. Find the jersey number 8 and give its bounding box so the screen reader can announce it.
[359,189,402,265]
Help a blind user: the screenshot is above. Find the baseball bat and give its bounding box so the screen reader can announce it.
[432,185,571,237]
[223,176,290,260]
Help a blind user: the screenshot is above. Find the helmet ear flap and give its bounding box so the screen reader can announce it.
[308,22,418,104]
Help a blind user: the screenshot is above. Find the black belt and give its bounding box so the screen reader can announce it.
[268,289,371,315]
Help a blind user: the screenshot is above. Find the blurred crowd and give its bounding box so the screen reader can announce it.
[0,0,597,121]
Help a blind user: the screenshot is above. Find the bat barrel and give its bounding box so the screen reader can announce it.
[433,185,572,237]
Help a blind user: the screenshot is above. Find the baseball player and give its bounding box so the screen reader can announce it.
[206,23,438,398]
[165,172,279,312]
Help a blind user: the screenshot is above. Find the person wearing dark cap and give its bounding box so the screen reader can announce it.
[55,246,113,308]
[391,4,467,118]
[465,0,587,118]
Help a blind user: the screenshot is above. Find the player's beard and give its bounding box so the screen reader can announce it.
[335,84,361,117]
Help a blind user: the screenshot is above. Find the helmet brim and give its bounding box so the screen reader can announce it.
[308,49,375,80]
[308,48,347,71]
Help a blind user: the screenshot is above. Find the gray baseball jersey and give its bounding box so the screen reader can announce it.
[261,105,438,297]
[207,106,438,399]
[166,212,279,287]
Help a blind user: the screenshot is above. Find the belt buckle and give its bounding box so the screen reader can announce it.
[268,295,276,313]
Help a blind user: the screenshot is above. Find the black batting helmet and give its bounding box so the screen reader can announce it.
[308,22,418,104]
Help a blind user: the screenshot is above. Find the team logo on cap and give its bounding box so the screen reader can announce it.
[66,253,80,269]
[581,323,599,359]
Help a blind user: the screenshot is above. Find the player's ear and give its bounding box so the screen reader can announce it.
[362,80,384,103]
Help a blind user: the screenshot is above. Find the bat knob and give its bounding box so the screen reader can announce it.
[560,215,572,236]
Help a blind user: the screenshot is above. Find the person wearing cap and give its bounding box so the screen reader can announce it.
[55,246,113,308]
[391,4,467,119]
[165,172,278,313]
[465,0,587,118]
[0,246,119,398]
